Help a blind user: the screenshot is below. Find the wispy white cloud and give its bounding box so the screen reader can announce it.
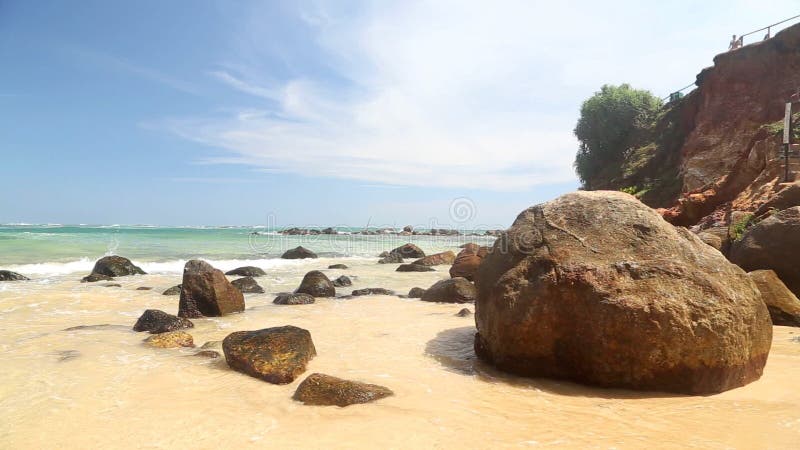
[163,0,799,190]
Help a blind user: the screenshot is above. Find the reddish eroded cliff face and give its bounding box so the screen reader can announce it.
[661,22,800,227]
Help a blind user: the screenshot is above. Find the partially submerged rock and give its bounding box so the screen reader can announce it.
[378,253,403,264]
[421,278,476,303]
[332,275,352,287]
[730,207,800,297]
[225,266,266,277]
[293,373,393,407]
[0,270,28,281]
[136,286,153,291]
[273,292,316,305]
[328,264,348,269]
[178,260,245,318]
[389,243,425,259]
[407,287,426,298]
[411,251,456,266]
[162,284,182,295]
[396,263,434,272]
[295,270,335,297]
[144,331,195,348]
[474,191,772,394]
[133,309,194,334]
[223,326,316,384]
[281,246,318,259]
[456,308,472,317]
[231,276,265,294]
[194,350,221,358]
[81,273,113,283]
[90,255,146,277]
[351,288,394,296]
[748,270,800,327]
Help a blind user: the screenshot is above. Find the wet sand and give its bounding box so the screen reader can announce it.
[1,258,799,448]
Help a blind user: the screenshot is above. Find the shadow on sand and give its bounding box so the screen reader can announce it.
[424,326,686,400]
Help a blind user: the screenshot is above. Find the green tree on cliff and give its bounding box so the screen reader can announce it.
[574,84,662,186]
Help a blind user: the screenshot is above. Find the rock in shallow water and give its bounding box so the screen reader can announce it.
[407,287,426,298]
[281,246,318,259]
[225,266,266,277]
[162,284,182,295]
[328,264,348,269]
[396,264,434,272]
[474,191,772,395]
[133,309,194,334]
[231,276,265,294]
[0,270,29,281]
[90,255,146,277]
[293,373,393,407]
[351,288,394,296]
[390,243,425,259]
[456,308,472,317]
[144,331,195,348]
[295,270,335,297]
[411,251,456,266]
[421,278,476,303]
[223,326,316,384]
[178,260,245,318]
[81,273,113,283]
[377,253,403,264]
[273,292,316,305]
[332,275,352,287]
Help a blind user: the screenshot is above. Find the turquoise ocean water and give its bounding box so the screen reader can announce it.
[0,225,496,274]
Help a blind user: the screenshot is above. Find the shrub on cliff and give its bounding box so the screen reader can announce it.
[574,84,662,186]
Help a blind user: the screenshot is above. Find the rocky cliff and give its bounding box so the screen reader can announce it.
[591,22,800,228]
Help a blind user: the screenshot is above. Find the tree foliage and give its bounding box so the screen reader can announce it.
[574,84,662,186]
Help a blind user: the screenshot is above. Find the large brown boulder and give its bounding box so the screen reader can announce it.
[295,270,335,297]
[748,270,800,327]
[421,278,476,303]
[223,326,316,384]
[411,251,456,266]
[390,243,425,259]
[475,191,772,395]
[90,255,146,277]
[730,207,800,297]
[293,373,393,407]
[178,260,245,318]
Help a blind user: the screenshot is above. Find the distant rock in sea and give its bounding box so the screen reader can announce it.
[281,246,318,259]
[407,287,426,298]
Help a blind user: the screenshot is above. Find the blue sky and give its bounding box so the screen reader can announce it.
[1,0,797,227]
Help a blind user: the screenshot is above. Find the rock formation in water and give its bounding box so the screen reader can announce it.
[389,243,425,259]
[223,326,316,384]
[421,278,477,304]
[178,260,245,318]
[474,191,772,395]
[410,251,456,266]
[133,309,194,333]
[295,270,335,297]
[88,256,146,277]
[162,284,182,295]
[273,293,316,305]
[281,246,318,259]
[396,263,434,272]
[225,266,266,277]
[0,270,29,281]
[143,331,195,348]
[332,275,352,287]
[378,253,403,264]
[293,373,393,407]
[231,276,265,294]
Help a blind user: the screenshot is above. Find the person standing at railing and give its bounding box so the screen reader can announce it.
[729,34,738,50]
